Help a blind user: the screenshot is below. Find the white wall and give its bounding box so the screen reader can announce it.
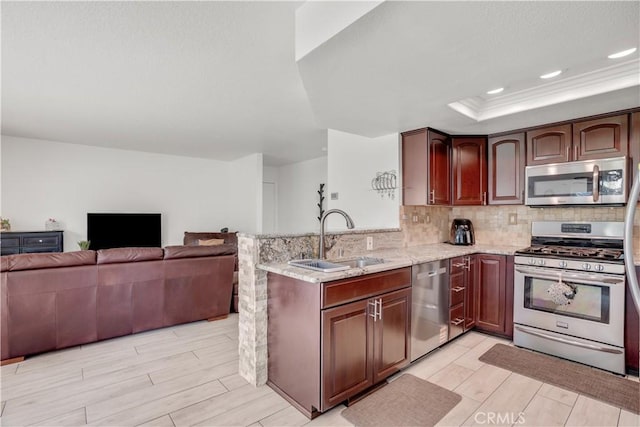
[0,136,261,251]
[227,153,263,234]
[277,156,327,233]
[262,166,278,234]
[327,129,400,231]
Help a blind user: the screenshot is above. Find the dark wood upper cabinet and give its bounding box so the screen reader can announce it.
[401,129,450,205]
[402,129,429,205]
[573,114,628,161]
[488,133,525,205]
[451,137,487,205]
[429,130,452,205]
[526,124,572,165]
[525,114,629,166]
[631,112,640,181]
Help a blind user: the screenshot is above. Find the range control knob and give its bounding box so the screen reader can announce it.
[528,258,536,265]
[582,263,592,270]
[594,264,604,272]
[558,261,568,268]
[537,259,546,266]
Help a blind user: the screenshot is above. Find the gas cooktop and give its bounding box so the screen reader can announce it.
[516,245,624,261]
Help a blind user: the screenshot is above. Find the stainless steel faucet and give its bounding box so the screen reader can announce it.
[319,209,355,259]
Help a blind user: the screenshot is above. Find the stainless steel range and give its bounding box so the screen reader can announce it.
[513,221,626,374]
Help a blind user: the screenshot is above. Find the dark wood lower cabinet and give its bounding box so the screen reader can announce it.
[475,254,512,337]
[449,255,478,338]
[322,299,372,409]
[372,288,411,383]
[322,287,411,409]
[267,268,411,418]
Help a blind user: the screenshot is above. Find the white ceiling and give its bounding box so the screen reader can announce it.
[2,1,639,166]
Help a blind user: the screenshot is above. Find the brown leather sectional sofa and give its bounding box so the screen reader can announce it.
[183,232,239,312]
[0,244,236,363]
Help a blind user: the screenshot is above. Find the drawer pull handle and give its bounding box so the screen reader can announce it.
[451,286,465,292]
[451,318,464,326]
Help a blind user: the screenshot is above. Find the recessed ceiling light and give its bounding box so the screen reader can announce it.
[486,88,504,95]
[608,47,637,59]
[540,70,562,79]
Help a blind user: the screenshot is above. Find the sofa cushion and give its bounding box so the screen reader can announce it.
[198,238,225,246]
[183,232,237,246]
[97,247,164,264]
[8,251,96,271]
[1,256,8,272]
[163,244,237,260]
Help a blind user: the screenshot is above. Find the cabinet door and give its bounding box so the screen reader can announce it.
[322,299,373,409]
[372,288,411,383]
[465,256,478,330]
[452,138,487,205]
[573,114,629,161]
[488,133,525,204]
[428,129,451,205]
[526,124,572,165]
[475,254,507,334]
[401,129,429,205]
[630,112,640,181]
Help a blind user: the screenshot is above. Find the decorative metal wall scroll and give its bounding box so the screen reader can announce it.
[317,183,325,221]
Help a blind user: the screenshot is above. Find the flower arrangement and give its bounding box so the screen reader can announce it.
[45,218,60,231]
[78,240,91,250]
[0,217,11,231]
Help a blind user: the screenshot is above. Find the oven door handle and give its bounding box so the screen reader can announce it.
[514,267,624,284]
[514,326,623,354]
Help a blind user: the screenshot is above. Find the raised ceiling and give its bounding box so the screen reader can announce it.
[2,1,639,166]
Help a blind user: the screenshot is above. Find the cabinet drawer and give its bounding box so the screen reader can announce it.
[450,282,465,306]
[450,256,467,274]
[1,237,20,247]
[322,268,411,309]
[1,247,20,256]
[449,304,465,340]
[22,235,60,246]
[21,246,60,254]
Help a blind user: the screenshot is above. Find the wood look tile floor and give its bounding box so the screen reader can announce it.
[1,314,637,427]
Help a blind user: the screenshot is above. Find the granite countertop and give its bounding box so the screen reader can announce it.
[257,243,526,283]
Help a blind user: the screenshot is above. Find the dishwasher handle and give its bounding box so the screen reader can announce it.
[416,267,447,280]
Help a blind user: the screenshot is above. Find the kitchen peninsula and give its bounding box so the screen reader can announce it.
[236,228,523,417]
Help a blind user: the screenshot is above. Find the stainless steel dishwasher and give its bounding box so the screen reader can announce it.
[410,260,449,361]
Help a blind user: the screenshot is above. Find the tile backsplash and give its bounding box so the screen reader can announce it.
[402,204,640,256]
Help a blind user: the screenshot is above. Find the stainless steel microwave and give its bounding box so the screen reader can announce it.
[525,157,627,206]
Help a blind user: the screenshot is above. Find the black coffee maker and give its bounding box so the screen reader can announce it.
[450,219,475,245]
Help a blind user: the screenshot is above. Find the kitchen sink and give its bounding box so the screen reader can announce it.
[288,259,351,273]
[288,256,386,272]
[338,256,386,268]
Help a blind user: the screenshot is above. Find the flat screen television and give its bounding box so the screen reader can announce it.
[87,213,161,250]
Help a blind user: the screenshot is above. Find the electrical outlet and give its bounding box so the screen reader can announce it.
[508,213,517,225]
[366,237,373,250]
[412,215,419,223]
[425,214,431,224]
[331,192,339,200]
